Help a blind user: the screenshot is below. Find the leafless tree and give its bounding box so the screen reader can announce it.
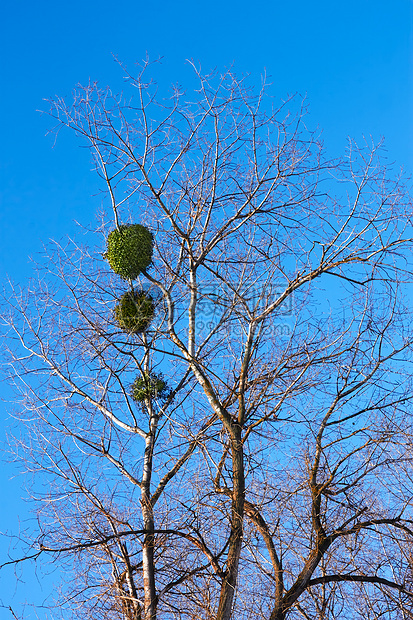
[2,60,413,620]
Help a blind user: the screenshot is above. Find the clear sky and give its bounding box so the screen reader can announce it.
[0,0,412,616]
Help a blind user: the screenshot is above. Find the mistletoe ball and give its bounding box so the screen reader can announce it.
[114,290,155,334]
[106,224,153,280]
[131,372,170,403]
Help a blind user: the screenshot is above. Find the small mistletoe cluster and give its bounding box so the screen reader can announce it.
[106,222,170,405]
[131,372,170,403]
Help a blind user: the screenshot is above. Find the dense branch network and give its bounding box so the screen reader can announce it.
[2,61,413,620]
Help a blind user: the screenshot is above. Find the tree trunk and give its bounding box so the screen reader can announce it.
[141,418,158,620]
[269,605,287,620]
[216,425,245,620]
[142,504,156,620]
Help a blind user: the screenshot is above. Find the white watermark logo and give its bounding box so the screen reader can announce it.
[196,282,293,319]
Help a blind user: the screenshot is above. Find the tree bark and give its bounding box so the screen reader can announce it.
[216,424,245,620]
[141,416,158,620]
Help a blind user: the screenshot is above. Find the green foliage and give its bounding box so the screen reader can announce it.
[106,224,153,280]
[131,372,170,403]
[114,290,155,334]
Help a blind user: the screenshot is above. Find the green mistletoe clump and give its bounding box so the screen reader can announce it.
[106,224,153,280]
[131,372,170,403]
[114,290,155,334]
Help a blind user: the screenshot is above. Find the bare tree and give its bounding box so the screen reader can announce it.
[2,60,413,620]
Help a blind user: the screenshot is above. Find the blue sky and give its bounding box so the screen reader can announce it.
[0,0,412,616]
